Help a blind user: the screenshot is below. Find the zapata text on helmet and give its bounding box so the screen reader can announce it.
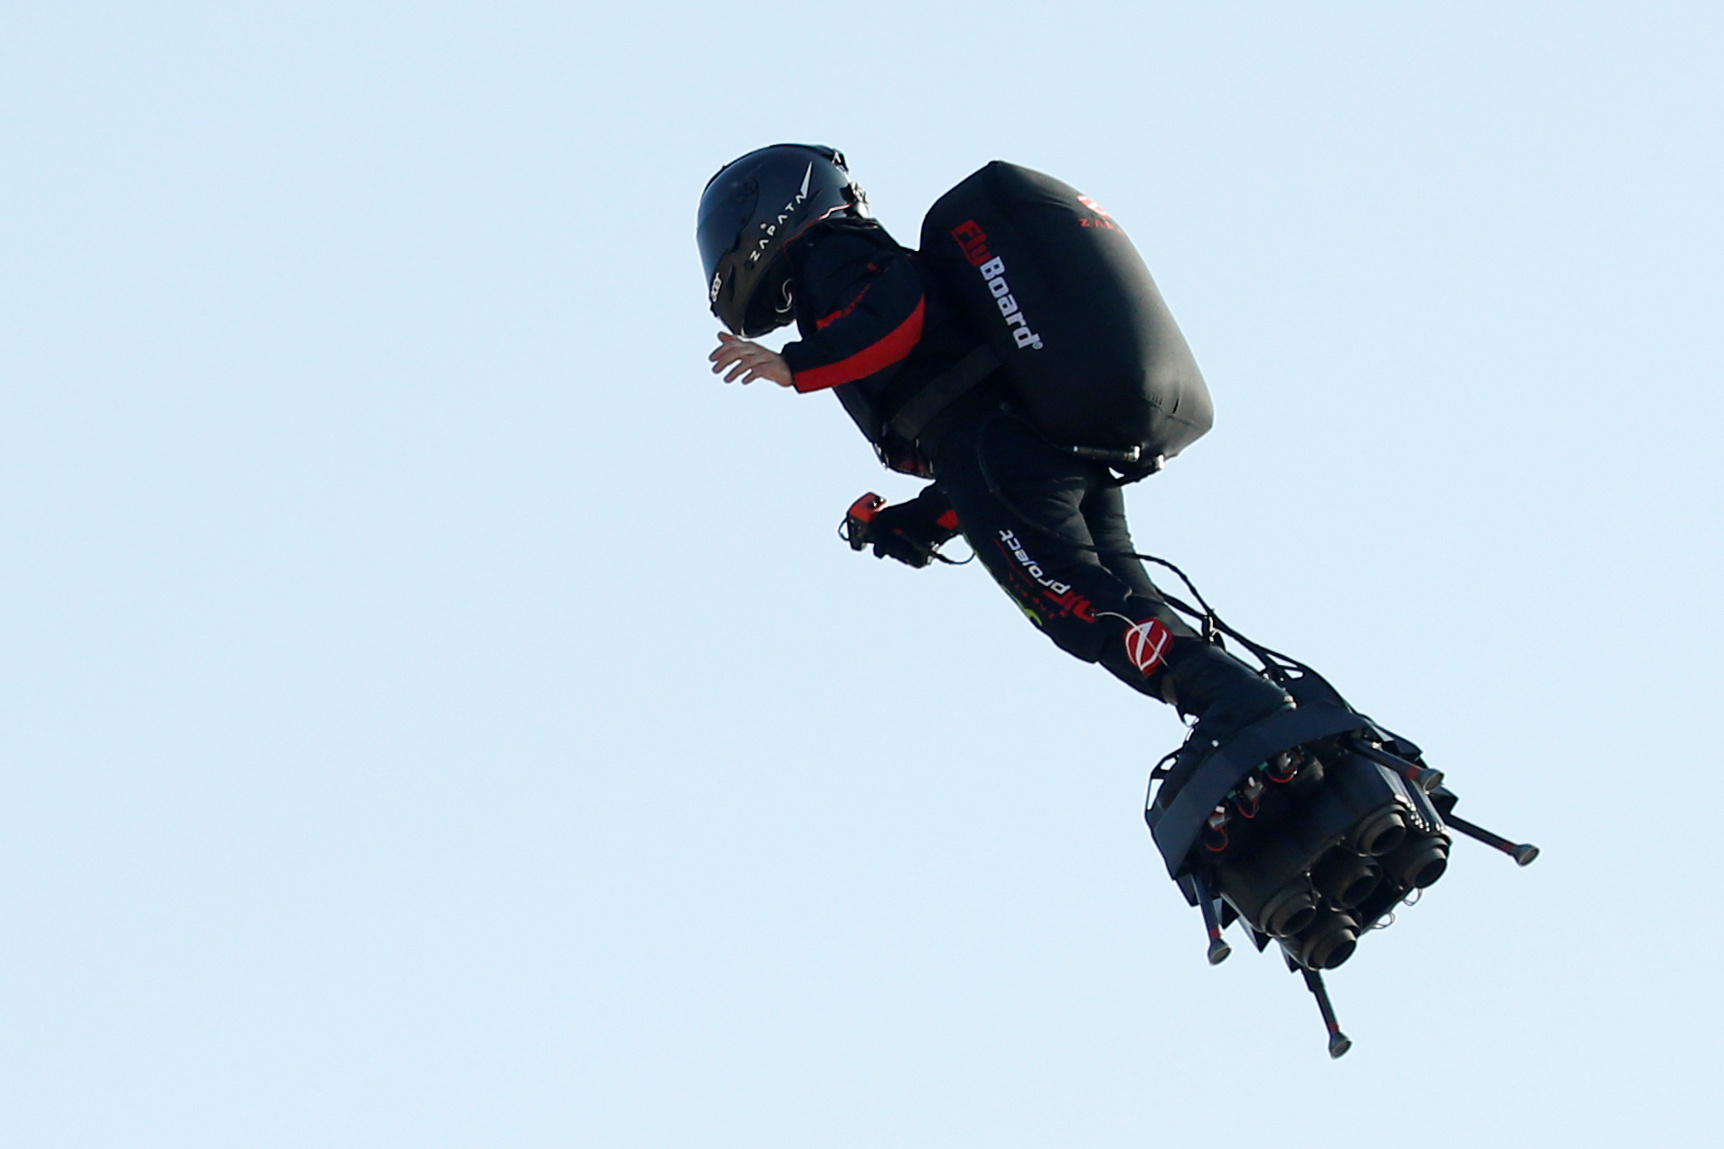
[746,163,815,267]
[950,220,1044,350]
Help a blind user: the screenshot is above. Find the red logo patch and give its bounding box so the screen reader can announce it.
[1076,194,1120,230]
[1124,619,1172,675]
[951,219,992,266]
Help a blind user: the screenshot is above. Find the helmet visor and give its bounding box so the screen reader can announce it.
[697,172,758,284]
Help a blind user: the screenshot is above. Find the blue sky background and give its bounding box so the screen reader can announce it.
[4,3,1720,1145]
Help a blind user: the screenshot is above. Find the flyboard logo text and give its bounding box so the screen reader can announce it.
[950,221,1044,350]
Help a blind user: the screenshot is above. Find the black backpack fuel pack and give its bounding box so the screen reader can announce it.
[916,161,1214,465]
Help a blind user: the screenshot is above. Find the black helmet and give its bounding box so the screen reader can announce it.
[698,144,868,336]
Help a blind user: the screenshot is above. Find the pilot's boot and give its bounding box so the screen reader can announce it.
[1151,641,1293,814]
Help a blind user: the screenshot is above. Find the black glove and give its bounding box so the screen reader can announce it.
[851,488,960,568]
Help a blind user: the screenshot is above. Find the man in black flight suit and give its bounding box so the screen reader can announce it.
[698,144,1289,790]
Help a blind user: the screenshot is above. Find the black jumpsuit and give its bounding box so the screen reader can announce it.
[778,219,1200,696]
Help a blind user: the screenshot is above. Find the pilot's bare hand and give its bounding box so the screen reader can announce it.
[709,332,794,387]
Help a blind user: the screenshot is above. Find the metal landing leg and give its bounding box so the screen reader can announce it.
[1301,967,1351,1059]
[1445,813,1540,866]
[1192,869,1231,965]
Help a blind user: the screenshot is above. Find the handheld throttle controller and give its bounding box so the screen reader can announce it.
[841,492,887,551]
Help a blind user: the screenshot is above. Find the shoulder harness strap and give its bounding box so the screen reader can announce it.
[885,344,1000,444]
